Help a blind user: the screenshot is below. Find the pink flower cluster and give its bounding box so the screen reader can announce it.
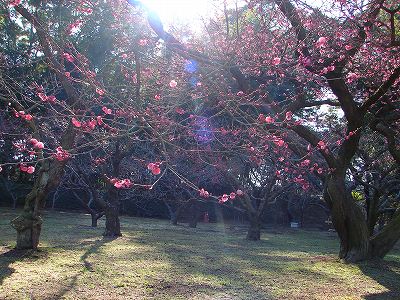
[66,20,82,35]
[14,110,33,121]
[317,140,326,150]
[219,190,244,204]
[258,114,275,124]
[147,162,161,175]
[63,53,74,63]
[315,37,328,48]
[53,146,70,162]
[20,163,35,174]
[29,138,44,150]
[71,107,110,130]
[38,92,56,103]
[199,188,210,198]
[111,178,133,189]
[9,0,21,7]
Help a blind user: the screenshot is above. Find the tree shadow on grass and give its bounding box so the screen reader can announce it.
[0,248,39,285]
[51,236,117,299]
[359,258,400,300]
[0,237,115,300]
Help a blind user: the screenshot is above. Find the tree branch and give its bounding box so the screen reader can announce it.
[361,65,400,113]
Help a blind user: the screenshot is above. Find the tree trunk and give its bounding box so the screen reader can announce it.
[91,212,104,227]
[369,211,400,258]
[11,210,42,250]
[188,201,199,228]
[246,216,261,241]
[104,205,121,237]
[171,204,185,225]
[91,213,98,227]
[162,200,179,225]
[189,218,198,228]
[2,179,18,209]
[366,191,380,236]
[12,196,17,210]
[325,174,369,262]
[171,212,178,225]
[91,213,100,227]
[11,170,68,249]
[103,187,121,237]
[52,188,59,210]
[11,158,67,250]
[72,190,104,228]
[103,143,123,237]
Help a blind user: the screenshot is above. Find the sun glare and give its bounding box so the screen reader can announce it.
[140,0,215,25]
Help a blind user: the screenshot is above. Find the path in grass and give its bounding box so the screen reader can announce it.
[0,209,399,300]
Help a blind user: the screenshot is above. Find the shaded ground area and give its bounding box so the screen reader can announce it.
[0,209,399,300]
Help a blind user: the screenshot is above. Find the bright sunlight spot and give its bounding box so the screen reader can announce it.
[140,0,216,24]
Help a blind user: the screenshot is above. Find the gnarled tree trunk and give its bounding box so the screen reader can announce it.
[325,173,369,262]
[369,211,400,258]
[11,210,42,250]
[11,158,68,249]
[326,172,400,262]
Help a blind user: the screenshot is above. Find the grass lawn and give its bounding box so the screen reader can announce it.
[0,209,399,300]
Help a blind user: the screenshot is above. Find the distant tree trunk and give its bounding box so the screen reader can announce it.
[91,213,98,227]
[171,212,178,225]
[12,195,17,210]
[90,212,104,227]
[171,204,186,225]
[188,201,199,228]
[162,200,179,225]
[72,190,104,228]
[189,218,198,228]
[2,178,18,209]
[89,192,105,227]
[89,190,104,228]
[51,187,60,210]
[246,214,261,241]
[299,197,307,228]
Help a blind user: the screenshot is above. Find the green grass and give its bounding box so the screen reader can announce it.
[0,209,399,300]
